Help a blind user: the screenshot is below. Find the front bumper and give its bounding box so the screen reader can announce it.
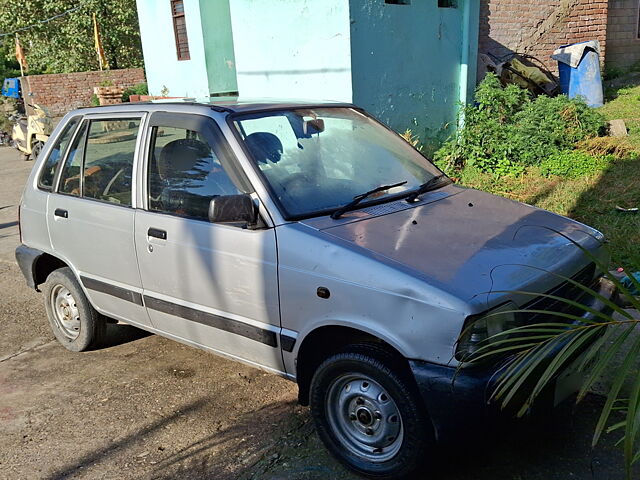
[410,276,617,443]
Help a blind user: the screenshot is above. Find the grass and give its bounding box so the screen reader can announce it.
[601,83,640,151]
[452,80,640,270]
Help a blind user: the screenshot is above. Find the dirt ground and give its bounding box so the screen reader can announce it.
[0,146,636,480]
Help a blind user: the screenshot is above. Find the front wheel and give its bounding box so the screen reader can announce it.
[309,345,433,479]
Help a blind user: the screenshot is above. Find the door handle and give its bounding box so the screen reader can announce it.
[54,208,68,218]
[147,227,167,240]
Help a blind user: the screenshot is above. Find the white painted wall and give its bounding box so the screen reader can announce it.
[228,0,353,101]
[136,0,210,97]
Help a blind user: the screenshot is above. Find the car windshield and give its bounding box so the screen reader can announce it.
[232,107,443,219]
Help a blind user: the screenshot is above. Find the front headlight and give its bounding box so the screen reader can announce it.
[456,302,523,361]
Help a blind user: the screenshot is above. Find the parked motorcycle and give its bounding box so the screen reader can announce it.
[12,103,52,161]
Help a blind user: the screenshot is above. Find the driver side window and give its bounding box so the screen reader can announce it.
[147,126,240,221]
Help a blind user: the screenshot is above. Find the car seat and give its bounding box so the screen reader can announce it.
[157,138,212,217]
[244,132,283,164]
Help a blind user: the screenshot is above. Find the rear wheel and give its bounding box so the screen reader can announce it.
[43,267,106,351]
[29,140,44,161]
[309,344,433,479]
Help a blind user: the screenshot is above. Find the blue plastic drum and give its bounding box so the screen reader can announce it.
[557,43,603,108]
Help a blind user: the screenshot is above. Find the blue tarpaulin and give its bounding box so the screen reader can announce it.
[2,78,20,99]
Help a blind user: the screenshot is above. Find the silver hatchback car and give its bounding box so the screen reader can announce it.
[16,100,615,478]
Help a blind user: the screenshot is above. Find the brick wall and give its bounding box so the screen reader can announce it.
[479,0,609,75]
[607,0,640,68]
[21,68,146,116]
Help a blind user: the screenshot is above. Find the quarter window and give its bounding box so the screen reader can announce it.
[58,121,89,197]
[148,126,240,220]
[38,116,80,190]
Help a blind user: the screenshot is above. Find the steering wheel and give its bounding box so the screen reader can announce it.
[280,173,314,193]
[102,168,126,197]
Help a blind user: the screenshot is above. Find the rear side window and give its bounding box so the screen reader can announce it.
[38,116,80,190]
[148,126,240,220]
[82,119,140,206]
[57,118,140,206]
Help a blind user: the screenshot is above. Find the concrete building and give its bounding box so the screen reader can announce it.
[135,0,480,144]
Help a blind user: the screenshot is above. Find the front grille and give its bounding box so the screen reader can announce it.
[521,263,598,324]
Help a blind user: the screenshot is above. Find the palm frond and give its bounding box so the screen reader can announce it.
[456,226,640,476]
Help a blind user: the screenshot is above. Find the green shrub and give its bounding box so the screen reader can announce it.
[90,94,100,107]
[539,150,613,178]
[434,73,606,176]
[122,83,148,102]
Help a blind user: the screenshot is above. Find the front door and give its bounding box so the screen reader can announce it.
[47,113,151,327]
[134,113,283,373]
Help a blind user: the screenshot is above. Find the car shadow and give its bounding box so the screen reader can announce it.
[252,394,636,480]
[97,322,152,349]
[426,394,634,480]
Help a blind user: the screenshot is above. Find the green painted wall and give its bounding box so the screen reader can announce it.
[136,0,479,145]
[349,0,479,147]
[199,0,238,95]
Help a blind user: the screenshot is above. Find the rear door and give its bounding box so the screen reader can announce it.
[134,112,283,373]
[47,113,151,327]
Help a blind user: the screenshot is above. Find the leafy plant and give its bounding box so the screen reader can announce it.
[121,82,148,102]
[539,150,614,178]
[460,236,640,479]
[89,93,100,107]
[435,74,606,176]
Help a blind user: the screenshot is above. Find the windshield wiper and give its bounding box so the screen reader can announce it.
[404,174,451,203]
[330,181,408,219]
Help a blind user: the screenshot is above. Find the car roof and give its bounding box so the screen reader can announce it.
[79,97,356,114]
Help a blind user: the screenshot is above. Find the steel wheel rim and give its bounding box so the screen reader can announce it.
[326,373,404,463]
[50,284,81,340]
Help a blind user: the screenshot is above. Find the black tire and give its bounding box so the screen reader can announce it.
[309,344,433,479]
[29,140,43,161]
[43,267,106,352]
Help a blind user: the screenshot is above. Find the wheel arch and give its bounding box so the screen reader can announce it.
[16,245,69,291]
[295,325,413,406]
[34,252,69,288]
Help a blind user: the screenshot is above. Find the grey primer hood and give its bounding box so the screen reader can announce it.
[305,186,602,307]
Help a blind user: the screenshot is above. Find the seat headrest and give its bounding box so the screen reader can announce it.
[244,132,283,164]
[158,138,210,179]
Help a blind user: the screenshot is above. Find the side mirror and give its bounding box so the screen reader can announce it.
[208,194,258,226]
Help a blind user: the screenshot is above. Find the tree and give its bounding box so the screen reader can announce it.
[0,0,143,74]
[0,40,20,80]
